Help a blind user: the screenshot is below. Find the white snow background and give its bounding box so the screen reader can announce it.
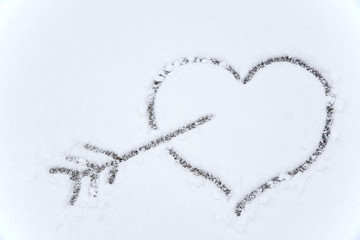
[0,0,360,239]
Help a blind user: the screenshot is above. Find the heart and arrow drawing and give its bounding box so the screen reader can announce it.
[49,56,335,217]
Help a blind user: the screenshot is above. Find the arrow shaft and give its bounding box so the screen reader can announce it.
[84,114,215,167]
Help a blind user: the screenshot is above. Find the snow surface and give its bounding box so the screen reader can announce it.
[0,0,360,239]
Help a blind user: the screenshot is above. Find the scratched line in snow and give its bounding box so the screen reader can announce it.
[167,148,231,196]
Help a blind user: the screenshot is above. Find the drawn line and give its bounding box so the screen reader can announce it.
[235,56,334,216]
[147,57,240,130]
[167,148,231,196]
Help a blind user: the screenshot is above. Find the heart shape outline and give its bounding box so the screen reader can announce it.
[147,56,335,216]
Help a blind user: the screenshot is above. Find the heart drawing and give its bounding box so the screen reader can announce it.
[50,56,335,217]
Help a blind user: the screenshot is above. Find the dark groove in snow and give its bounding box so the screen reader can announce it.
[167,148,231,196]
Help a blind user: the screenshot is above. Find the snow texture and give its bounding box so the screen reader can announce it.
[1,0,360,240]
